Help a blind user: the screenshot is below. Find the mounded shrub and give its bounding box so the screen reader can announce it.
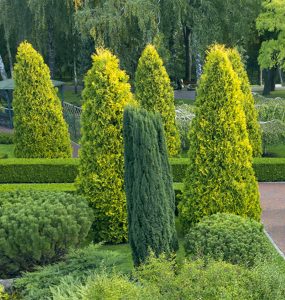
[13,42,72,158]
[135,44,181,156]
[76,48,135,243]
[228,48,262,157]
[184,213,272,267]
[0,191,93,278]
[123,106,178,266]
[179,45,261,230]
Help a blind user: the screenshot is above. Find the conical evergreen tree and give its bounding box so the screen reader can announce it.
[228,48,262,157]
[77,48,134,243]
[135,44,180,156]
[13,42,72,158]
[124,106,178,266]
[179,45,261,231]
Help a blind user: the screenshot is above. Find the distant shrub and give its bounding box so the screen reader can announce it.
[0,132,13,144]
[14,245,131,300]
[184,213,272,267]
[0,191,93,278]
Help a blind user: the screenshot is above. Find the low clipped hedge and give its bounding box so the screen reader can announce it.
[170,157,285,182]
[0,157,284,184]
[0,183,76,192]
[0,159,79,183]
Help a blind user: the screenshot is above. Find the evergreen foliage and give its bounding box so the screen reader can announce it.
[76,48,134,244]
[123,106,178,266]
[135,44,181,156]
[184,213,272,267]
[179,45,261,230]
[228,48,262,157]
[0,191,93,278]
[13,42,72,158]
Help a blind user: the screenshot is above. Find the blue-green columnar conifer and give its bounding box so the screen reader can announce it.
[123,106,178,266]
[179,45,261,231]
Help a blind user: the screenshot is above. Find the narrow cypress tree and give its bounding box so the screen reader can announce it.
[77,48,134,243]
[124,106,178,266]
[135,44,181,156]
[179,45,261,231]
[13,42,72,158]
[228,48,262,157]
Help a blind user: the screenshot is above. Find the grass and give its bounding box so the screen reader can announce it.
[0,183,76,192]
[0,144,14,158]
[61,89,82,106]
[265,144,285,158]
[175,98,196,106]
[257,90,285,99]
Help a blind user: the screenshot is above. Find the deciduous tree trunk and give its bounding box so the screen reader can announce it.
[47,20,55,78]
[0,53,8,80]
[183,25,192,82]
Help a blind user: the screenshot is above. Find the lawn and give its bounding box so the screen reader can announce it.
[61,89,82,106]
[266,144,285,157]
[0,144,14,158]
[257,89,285,99]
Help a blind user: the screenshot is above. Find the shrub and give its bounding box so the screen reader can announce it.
[135,44,181,156]
[0,158,79,183]
[76,48,135,243]
[184,213,272,267]
[13,42,71,158]
[0,132,13,144]
[0,191,93,278]
[14,244,131,300]
[228,48,262,157]
[179,45,261,230]
[123,106,178,266]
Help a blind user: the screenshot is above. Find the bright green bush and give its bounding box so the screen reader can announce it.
[0,132,13,144]
[76,48,135,243]
[0,158,79,183]
[14,244,131,300]
[0,183,76,192]
[228,48,262,157]
[13,42,71,158]
[49,255,285,300]
[184,213,272,267]
[0,191,92,278]
[135,44,181,156]
[124,106,178,266]
[179,45,261,230]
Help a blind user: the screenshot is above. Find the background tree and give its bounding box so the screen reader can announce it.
[13,42,72,158]
[256,0,285,95]
[135,45,180,156]
[76,48,134,244]
[228,48,262,157]
[179,45,261,231]
[123,106,178,266]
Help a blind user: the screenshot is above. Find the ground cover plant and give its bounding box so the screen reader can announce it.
[0,191,93,278]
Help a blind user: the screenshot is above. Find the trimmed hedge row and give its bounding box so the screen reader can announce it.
[0,157,284,184]
[0,183,76,192]
[0,159,79,183]
[170,157,285,183]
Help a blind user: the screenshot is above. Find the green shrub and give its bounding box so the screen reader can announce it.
[135,44,181,156]
[0,183,76,192]
[49,255,285,300]
[170,157,285,183]
[0,132,13,144]
[124,107,178,266]
[77,48,135,244]
[179,45,261,230]
[13,42,71,158]
[0,191,93,278]
[228,48,262,157]
[0,158,79,183]
[14,245,131,300]
[184,213,272,267]
[0,285,9,300]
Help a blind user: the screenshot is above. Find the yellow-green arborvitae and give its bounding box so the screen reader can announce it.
[76,48,135,244]
[135,45,181,156]
[228,48,262,157]
[13,42,72,158]
[179,45,261,231]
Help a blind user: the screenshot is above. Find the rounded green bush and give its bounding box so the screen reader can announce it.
[0,191,93,278]
[184,213,272,267]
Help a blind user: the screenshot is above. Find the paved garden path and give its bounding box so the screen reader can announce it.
[260,183,285,254]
